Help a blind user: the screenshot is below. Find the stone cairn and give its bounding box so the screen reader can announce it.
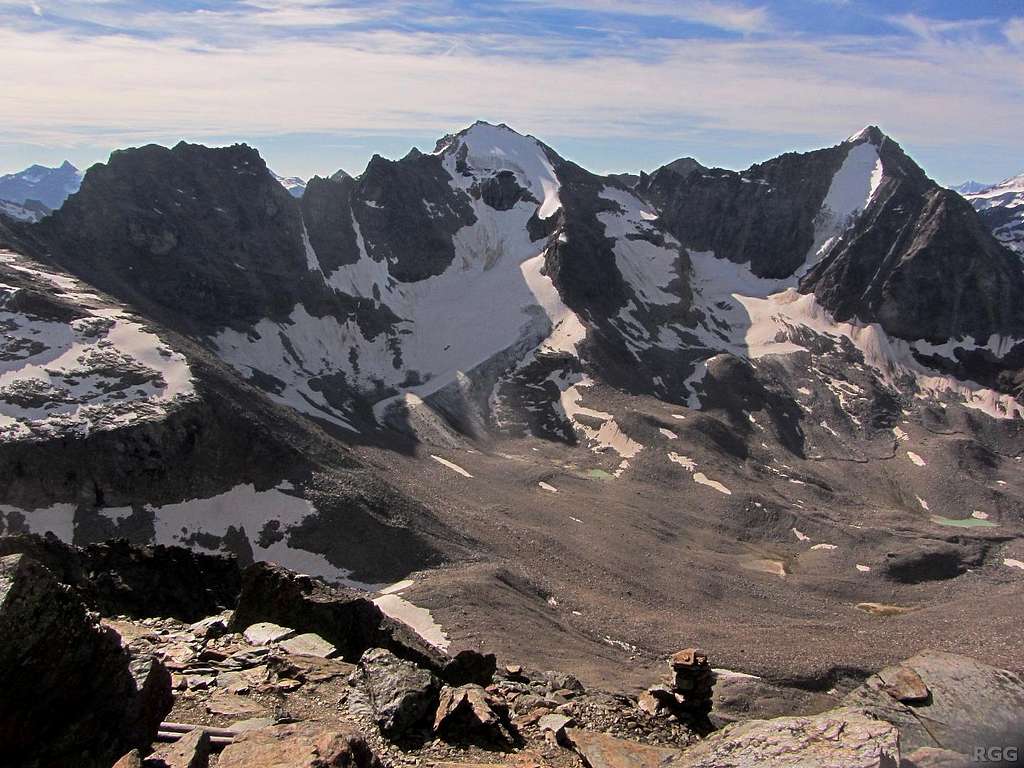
[638,648,715,719]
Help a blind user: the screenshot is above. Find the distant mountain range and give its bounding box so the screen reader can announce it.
[962,173,1024,256]
[0,160,82,210]
[0,160,307,213]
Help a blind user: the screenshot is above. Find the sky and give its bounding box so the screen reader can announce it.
[1,0,1022,185]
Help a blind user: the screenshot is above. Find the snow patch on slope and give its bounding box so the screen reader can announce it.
[0,251,195,442]
[802,141,883,272]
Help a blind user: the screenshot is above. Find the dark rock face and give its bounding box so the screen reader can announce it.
[300,174,361,274]
[476,170,537,211]
[639,143,846,279]
[442,648,497,687]
[343,150,475,283]
[229,562,448,671]
[0,553,172,767]
[803,185,1024,342]
[0,534,240,621]
[356,647,440,738]
[35,142,319,334]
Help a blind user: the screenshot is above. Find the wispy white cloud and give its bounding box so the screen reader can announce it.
[1005,17,1024,46]
[510,0,771,34]
[0,2,1020,180]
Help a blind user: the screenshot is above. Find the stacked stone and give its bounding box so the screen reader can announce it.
[669,648,714,715]
[639,648,715,719]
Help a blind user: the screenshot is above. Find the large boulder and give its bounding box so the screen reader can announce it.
[0,553,172,767]
[844,651,1024,754]
[672,708,899,768]
[229,562,447,671]
[217,723,382,768]
[355,647,440,739]
[0,534,240,621]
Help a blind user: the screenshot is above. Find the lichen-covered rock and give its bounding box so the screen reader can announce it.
[673,708,899,768]
[355,647,440,739]
[844,651,1024,754]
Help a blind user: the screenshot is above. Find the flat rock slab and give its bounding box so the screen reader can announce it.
[537,713,573,735]
[843,651,1024,754]
[243,622,296,646]
[206,693,270,718]
[673,707,899,768]
[218,723,382,768]
[565,728,684,768]
[279,632,336,658]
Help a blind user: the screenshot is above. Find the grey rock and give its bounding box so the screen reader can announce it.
[243,621,296,645]
[279,632,337,658]
[537,713,574,735]
[899,747,971,768]
[844,651,1024,754]
[356,647,439,739]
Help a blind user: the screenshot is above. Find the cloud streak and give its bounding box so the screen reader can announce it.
[0,1,1021,181]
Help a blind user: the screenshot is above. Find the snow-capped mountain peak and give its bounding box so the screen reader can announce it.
[0,160,82,210]
[964,171,1024,255]
[269,170,307,198]
[844,124,886,146]
[438,121,562,220]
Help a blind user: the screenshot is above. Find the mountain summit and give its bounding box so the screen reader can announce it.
[0,160,82,209]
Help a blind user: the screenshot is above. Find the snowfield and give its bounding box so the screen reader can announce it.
[0,251,195,441]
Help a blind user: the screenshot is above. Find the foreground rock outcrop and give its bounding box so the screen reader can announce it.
[3,537,1023,768]
[0,553,171,767]
[668,708,900,768]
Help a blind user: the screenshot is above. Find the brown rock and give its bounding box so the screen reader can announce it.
[878,665,930,704]
[434,684,500,732]
[144,728,210,768]
[113,750,143,768]
[218,723,382,768]
[268,653,355,684]
[670,649,707,669]
[205,693,270,718]
[565,728,684,768]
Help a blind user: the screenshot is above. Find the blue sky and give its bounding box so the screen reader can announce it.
[1,0,1022,184]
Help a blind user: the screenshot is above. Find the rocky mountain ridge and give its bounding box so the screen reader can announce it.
[0,121,1022,706]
